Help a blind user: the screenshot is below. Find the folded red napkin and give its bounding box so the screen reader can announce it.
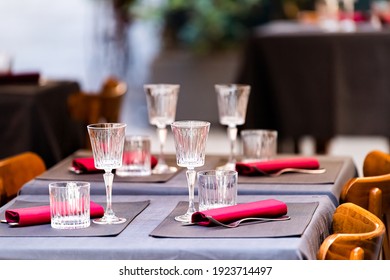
[235,157,320,176]
[0,72,40,85]
[5,201,104,226]
[71,157,99,173]
[191,199,288,226]
[71,156,158,174]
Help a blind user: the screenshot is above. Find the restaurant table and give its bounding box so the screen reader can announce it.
[236,20,390,152]
[0,194,334,260]
[0,80,84,167]
[20,151,357,206]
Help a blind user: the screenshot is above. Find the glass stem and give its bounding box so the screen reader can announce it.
[103,171,115,217]
[227,126,238,163]
[186,168,197,215]
[157,126,167,165]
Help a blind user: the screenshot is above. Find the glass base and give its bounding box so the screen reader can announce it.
[93,215,126,225]
[216,162,236,171]
[152,164,177,174]
[174,212,192,223]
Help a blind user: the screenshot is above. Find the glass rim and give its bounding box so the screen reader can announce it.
[87,123,126,129]
[215,83,250,89]
[144,84,180,89]
[171,120,210,128]
[241,129,278,136]
[197,170,238,177]
[49,181,90,188]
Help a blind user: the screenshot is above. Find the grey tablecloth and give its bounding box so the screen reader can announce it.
[0,200,150,237]
[20,153,357,206]
[0,194,334,260]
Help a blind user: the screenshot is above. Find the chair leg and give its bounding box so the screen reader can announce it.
[382,231,390,260]
[383,214,390,260]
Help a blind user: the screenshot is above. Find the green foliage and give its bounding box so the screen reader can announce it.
[160,0,265,53]
[128,0,316,53]
[128,0,269,53]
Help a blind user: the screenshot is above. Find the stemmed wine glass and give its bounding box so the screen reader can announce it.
[144,84,180,174]
[215,84,250,171]
[171,120,210,223]
[87,123,126,224]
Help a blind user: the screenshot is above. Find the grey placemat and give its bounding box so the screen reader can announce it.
[150,201,318,238]
[36,152,182,183]
[236,160,342,184]
[0,200,150,237]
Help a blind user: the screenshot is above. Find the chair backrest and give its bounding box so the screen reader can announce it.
[363,150,390,177]
[0,152,46,206]
[67,77,127,125]
[67,77,127,148]
[340,173,390,259]
[99,77,127,123]
[317,202,385,260]
[67,92,100,124]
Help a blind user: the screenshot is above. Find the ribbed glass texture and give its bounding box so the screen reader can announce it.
[216,84,250,126]
[87,123,126,171]
[171,121,210,168]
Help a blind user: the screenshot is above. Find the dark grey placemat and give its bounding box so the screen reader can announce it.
[0,200,150,237]
[150,201,318,238]
[236,160,342,184]
[36,153,182,183]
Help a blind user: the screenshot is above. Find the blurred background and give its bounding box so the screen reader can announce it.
[1,0,389,174]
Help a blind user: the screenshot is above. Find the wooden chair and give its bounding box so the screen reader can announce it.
[99,77,127,123]
[340,172,390,259]
[363,150,390,177]
[68,76,127,125]
[0,178,4,206]
[67,76,127,148]
[0,152,46,206]
[317,202,385,260]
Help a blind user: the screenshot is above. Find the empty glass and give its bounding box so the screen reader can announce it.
[49,181,90,229]
[144,84,180,174]
[197,170,238,211]
[116,135,152,177]
[215,84,250,170]
[87,123,126,224]
[171,120,210,222]
[241,129,278,161]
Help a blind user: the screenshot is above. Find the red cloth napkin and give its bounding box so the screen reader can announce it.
[0,72,40,85]
[235,157,320,176]
[71,157,99,173]
[5,201,104,226]
[71,156,158,174]
[191,199,288,226]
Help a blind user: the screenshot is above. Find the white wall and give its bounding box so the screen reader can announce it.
[0,0,96,89]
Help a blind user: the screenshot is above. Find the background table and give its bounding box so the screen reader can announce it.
[0,80,84,167]
[0,194,334,260]
[237,21,390,152]
[20,152,357,206]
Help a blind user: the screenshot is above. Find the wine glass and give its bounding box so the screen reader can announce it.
[171,120,210,223]
[87,123,126,224]
[215,84,251,170]
[144,84,180,174]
